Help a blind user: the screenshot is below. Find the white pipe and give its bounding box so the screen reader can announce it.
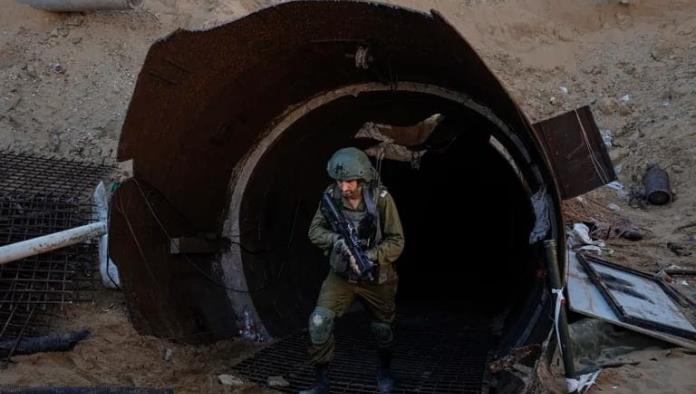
[0,222,107,265]
[16,0,143,12]
[93,181,120,288]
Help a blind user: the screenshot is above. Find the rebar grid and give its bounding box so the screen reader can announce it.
[0,150,111,199]
[0,150,112,362]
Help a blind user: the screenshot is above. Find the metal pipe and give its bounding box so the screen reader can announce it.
[643,164,672,205]
[543,239,577,393]
[16,0,143,12]
[0,222,106,265]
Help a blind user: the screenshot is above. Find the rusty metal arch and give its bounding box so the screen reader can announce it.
[110,0,565,348]
[222,81,548,339]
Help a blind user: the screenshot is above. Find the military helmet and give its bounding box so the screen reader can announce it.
[326,147,376,182]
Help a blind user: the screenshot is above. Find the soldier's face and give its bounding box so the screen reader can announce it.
[338,179,361,199]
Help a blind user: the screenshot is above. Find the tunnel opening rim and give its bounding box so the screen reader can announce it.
[219,81,558,349]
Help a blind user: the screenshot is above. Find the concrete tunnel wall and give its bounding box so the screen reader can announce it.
[109,1,564,356]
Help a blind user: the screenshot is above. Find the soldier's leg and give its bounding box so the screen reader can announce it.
[357,278,398,348]
[308,272,357,365]
[356,278,398,393]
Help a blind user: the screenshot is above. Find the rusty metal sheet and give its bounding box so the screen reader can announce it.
[109,179,237,343]
[567,252,696,350]
[117,0,552,232]
[533,106,616,199]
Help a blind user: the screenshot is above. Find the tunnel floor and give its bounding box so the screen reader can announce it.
[232,308,495,393]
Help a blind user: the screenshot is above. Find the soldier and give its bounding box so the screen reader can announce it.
[300,147,405,394]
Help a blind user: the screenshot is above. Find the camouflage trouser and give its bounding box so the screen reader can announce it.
[308,271,398,365]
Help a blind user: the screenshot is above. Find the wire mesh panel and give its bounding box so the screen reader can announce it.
[233,311,493,393]
[0,150,111,198]
[0,150,112,363]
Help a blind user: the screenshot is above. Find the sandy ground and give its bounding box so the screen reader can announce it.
[1,290,277,393]
[2,0,696,392]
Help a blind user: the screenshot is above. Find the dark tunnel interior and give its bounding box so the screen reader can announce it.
[237,90,538,342]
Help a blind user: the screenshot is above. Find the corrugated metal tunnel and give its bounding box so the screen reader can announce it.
[107,1,619,391]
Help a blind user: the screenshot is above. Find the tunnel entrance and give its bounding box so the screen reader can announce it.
[236,87,538,331]
[111,2,603,392]
[109,2,617,391]
[382,130,535,318]
[230,87,541,392]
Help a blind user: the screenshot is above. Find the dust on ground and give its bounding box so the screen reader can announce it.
[1,0,696,393]
[1,289,278,393]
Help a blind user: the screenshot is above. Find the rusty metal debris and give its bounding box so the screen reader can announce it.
[355,114,444,168]
[357,114,443,146]
[643,164,672,205]
[534,106,617,199]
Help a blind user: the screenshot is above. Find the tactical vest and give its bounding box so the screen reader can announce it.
[330,183,383,250]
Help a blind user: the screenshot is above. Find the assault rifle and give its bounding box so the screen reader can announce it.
[320,192,375,281]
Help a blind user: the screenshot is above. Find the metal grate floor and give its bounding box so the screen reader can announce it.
[233,311,493,393]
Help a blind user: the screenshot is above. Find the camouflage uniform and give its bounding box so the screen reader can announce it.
[307,184,405,365]
[300,147,404,394]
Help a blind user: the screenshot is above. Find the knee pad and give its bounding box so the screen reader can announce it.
[308,307,335,345]
[370,321,394,346]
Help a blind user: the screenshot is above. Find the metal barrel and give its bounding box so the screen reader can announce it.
[643,164,672,205]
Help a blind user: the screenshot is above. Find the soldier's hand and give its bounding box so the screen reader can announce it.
[333,239,360,275]
[365,248,378,264]
[333,238,348,254]
[347,254,360,275]
[330,238,349,274]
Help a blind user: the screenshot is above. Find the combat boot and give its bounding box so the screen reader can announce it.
[376,349,395,393]
[299,364,330,394]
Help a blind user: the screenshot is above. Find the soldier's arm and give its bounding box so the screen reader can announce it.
[308,205,341,250]
[368,190,405,265]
